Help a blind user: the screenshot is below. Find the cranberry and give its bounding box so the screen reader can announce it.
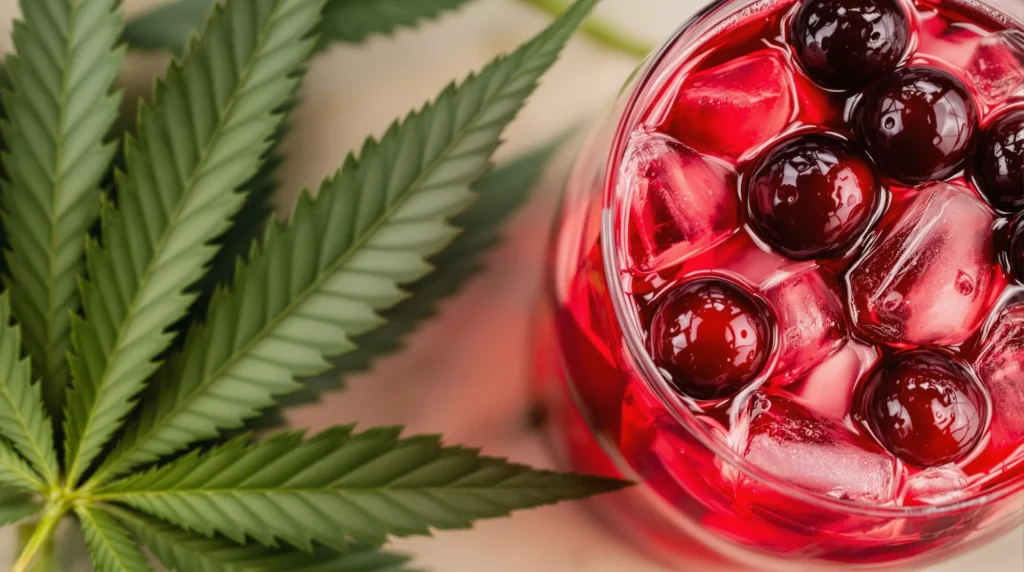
[973,109,1024,214]
[649,277,774,400]
[859,350,987,468]
[856,66,979,185]
[790,0,910,91]
[747,134,881,259]
[1009,215,1024,284]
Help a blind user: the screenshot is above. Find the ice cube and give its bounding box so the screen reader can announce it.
[762,266,849,383]
[966,30,1024,106]
[665,50,795,159]
[847,182,1003,347]
[622,133,740,274]
[722,239,790,286]
[732,393,899,504]
[674,232,790,288]
[901,465,969,506]
[793,341,879,420]
[974,302,1024,453]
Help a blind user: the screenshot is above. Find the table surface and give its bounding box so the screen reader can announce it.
[3,0,1023,570]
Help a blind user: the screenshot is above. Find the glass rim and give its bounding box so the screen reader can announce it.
[598,0,1024,518]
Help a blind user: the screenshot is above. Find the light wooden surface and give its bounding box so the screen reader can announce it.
[1,0,1022,570]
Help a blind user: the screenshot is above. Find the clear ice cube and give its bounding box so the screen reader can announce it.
[847,182,1003,347]
[732,393,899,504]
[762,265,849,383]
[666,50,795,159]
[966,30,1024,106]
[622,133,740,274]
[974,302,1024,453]
[672,232,790,289]
[793,341,880,420]
[900,465,969,506]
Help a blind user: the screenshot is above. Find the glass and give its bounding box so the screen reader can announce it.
[532,0,1024,569]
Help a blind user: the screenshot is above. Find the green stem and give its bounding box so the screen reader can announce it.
[517,0,655,59]
[12,501,66,572]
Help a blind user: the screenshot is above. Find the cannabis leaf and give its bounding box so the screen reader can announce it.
[319,0,476,45]
[0,489,39,526]
[62,0,326,485]
[262,139,563,424]
[0,292,58,487]
[117,508,417,572]
[76,505,153,572]
[0,442,45,492]
[121,0,220,54]
[97,427,624,550]
[0,0,623,569]
[1,0,124,421]
[99,0,596,479]
[176,133,287,340]
[123,0,476,55]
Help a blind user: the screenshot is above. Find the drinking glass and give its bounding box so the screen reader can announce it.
[531,0,1024,569]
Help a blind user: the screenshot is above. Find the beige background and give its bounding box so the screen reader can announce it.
[0,0,1022,570]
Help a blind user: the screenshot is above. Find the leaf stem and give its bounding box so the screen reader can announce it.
[12,500,66,572]
[516,0,654,59]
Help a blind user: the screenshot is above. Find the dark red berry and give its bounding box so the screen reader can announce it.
[859,350,987,468]
[856,66,979,185]
[649,277,774,400]
[973,109,1024,214]
[747,134,881,259]
[791,0,910,91]
[1009,215,1024,284]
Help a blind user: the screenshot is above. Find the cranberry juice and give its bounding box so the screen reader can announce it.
[536,0,1024,568]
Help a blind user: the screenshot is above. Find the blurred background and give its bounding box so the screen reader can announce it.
[0,0,1021,569]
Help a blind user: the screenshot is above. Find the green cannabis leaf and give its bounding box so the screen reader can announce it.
[262,139,563,425]
[97,427,622,550]
[1,0,125,422]
[0,490,38,526]
[121,0,219,54]
[319,0,475,45]
[118,508,416,572]
[0,442,46,492]
[76,506,154,572]
[0,293,57,487]
[123,0,475,55]
[0,0,622,569]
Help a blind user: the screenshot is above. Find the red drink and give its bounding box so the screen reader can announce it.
[534,0,1024,568]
